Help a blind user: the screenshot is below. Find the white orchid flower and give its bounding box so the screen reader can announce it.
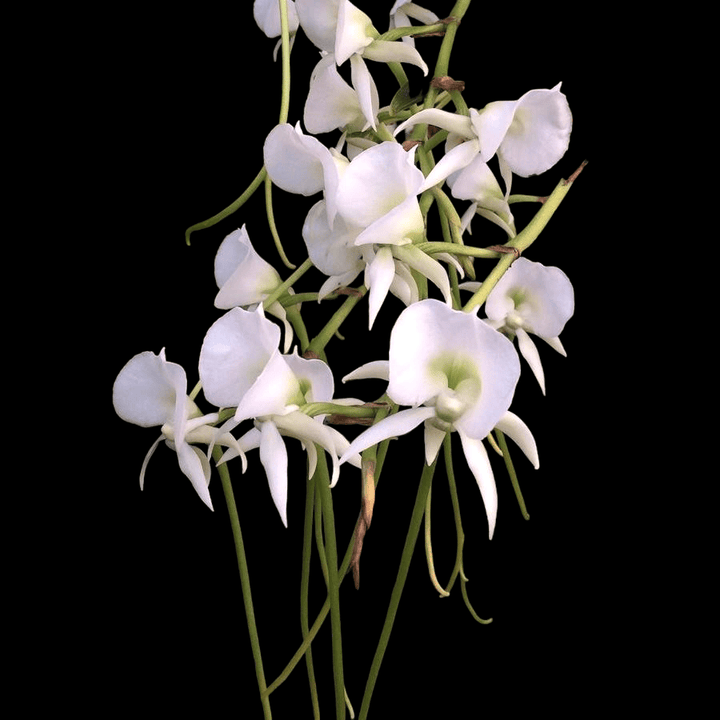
[319,140,453,328]
[295,0,428,129]
[198,305,362,526]
[484,258,574,395]
[113,349,245,511]
[213,225,294,352]
[394,83,572,195]
[264,129,453,328]
[339,299,539,538]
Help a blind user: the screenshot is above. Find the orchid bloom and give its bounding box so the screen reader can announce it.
[264,126,453,328]
[394,84,572,195]
[295,0,428,129]
[339,299,539,538]
[198,305,362,526]
[112,349,245,511]
[213,225,294,352]
[484,258,574,395]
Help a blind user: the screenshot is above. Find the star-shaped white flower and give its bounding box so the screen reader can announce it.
[264,127,453,328]
[484,258,574,394]
[394,84,572,195]
[339,299,539,538]
[199,305,361,526]
[113,349,244,510]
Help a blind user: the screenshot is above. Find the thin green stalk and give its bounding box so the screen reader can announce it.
[306,286,367,359]
[301,470,321,719]
[184,166,266,245]
[358,457,438,720]
[278,0,291,124]
[214,447,273,720]
[314,449,346,720]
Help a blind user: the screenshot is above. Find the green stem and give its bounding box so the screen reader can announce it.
[358,457,438,720]
[314,449,346,720]
[214,447,273,720]
[184,166,266,245]
[306,286,367,359]
[265,174,296,269]
[278,0,291,124]
[462,163,586,313]
[301,468,321,718]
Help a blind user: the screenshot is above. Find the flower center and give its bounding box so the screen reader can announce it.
[427,353,481,427]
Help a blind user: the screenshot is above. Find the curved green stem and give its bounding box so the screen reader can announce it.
[184,167,266,245]
[214,447,273,719]
[358,457,438,720]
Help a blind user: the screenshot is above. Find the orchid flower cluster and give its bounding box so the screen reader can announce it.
[114,1,583,717]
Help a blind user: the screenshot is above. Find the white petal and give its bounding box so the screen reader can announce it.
[366,246,396,329]
[342,360,390,383]
[259,420,289,526]
[423,422,446,465]
[302,200,364,277]
[214,226,282,309]
[335,0,373,64]
[458,430,497,539]
[338,406,436,464]
[304,53,371,133]
[177,441,214,511]
[113,349,185,428]
[295,0,339,52]
[516,327,546,395]
[283,349,335,403]
[418,138,480,193]
[234,350,301,423]
[497,84,572,177]
[263,123,329,195]
[349,54,378,130]
[391,244,452,307]
[362,38,428,75]
[199,306,280,409]
[495,411,539,469]
[336,141,424,228]
[394,108,474,140]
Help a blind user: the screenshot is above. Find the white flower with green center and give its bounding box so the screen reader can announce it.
[264,128,453,328]
[394,84,572,195]
[484,258,574,394]
[112,349,245,510]
[339,299,538,538]
[198,305,361,526]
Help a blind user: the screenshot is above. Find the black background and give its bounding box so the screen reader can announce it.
[46,3,659,717]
